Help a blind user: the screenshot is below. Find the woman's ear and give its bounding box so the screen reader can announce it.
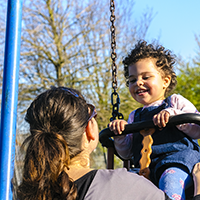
[85,121,95,141]
[163,75,171,89]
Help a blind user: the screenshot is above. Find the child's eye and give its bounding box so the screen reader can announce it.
[143,76,150,80]
[129,78,137,83]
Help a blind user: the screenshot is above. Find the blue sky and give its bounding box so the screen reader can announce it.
[134,0,200,61]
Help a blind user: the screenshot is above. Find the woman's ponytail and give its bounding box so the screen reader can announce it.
[17,131,77,200]
[17,87,89,200]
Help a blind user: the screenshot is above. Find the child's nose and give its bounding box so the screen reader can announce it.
[136,79,144,86]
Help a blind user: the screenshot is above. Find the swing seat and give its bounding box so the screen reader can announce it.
[99,113,200,200]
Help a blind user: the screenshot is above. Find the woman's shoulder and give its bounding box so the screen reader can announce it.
[75,170,98,200]
[83,168,166,200]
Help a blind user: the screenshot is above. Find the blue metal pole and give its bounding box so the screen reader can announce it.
[0,0,23,199]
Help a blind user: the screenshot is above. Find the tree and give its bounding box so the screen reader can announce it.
[174,54,200,146]
[18,0,153,112]
[19,0,109,107]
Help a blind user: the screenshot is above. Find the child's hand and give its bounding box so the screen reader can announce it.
[108,120,128,135]
[153,110,170,129]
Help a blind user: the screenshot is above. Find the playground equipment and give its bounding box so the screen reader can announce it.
[99,1,200,199]
[100,113,200,170]
[0,0,23,199]
[99,114,200,199]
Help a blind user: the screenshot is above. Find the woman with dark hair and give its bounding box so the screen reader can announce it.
[17,86,200,200]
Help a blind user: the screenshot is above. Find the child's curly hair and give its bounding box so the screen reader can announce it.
[123,40,177,96]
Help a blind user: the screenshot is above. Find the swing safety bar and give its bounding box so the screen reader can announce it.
[99,113,200,169]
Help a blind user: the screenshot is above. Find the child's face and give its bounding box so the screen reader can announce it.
[128,58,171,106]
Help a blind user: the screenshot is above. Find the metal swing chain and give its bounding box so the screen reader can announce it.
[110,0,123,122]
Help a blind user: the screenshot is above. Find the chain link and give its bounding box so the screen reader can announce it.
[110,0,117,92]
[110,0,123,121]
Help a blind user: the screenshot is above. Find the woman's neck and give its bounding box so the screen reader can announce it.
[66,151,92,181]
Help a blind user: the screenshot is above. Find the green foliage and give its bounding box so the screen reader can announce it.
[174,62,200,145]
[174,63,200,111]
[90,143,107,169]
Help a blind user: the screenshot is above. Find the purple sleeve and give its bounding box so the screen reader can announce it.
[165,94,200,139]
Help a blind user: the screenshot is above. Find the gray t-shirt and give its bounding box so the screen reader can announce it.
[76,168,166,200]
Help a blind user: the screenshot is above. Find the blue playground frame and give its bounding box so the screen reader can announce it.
[0,0,23,199]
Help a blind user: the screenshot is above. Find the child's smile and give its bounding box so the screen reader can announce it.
[135,88,149,95]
